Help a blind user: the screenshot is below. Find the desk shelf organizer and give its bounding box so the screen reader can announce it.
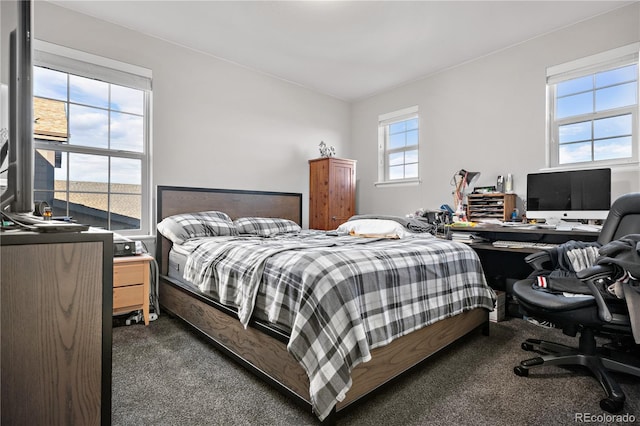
[467,193,516,222]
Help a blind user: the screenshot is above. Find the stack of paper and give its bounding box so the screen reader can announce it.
[451,232,487,244]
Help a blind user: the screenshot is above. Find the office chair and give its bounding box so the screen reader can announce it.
[512,192,640,413]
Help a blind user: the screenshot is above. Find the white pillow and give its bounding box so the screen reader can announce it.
[336,219,413,238]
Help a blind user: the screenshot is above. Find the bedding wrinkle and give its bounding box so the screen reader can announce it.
[182,232,494,420]
[184,235,339,327]
[289,251,372,416]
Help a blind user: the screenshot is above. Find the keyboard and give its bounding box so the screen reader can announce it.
[492,240,558,249]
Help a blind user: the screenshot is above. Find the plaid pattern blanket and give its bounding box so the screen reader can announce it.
[182,232,494,420]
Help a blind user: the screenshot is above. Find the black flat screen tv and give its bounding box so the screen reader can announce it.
[1,0,34,214]
[526,168,611,221]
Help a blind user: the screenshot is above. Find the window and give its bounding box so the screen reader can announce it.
[547,44,639,167]
[377,106,419,185]
[33,41,152,235]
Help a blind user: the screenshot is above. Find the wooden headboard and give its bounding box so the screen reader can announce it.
[156,186,303,275]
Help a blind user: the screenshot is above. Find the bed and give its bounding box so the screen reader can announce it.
[155,185,495,423]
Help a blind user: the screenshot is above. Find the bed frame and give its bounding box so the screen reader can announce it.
[156,185,489,423]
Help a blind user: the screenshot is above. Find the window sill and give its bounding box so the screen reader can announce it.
[541,161,640,173]
[374,178,421,188]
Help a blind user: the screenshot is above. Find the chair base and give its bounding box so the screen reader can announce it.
[514,329,640,413]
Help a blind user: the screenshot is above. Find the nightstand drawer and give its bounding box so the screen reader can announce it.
[114,263,144,287]
[113,285,143,310]
[112,254,154,325]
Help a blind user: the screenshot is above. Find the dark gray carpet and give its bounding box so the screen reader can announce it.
[112,315,640,425]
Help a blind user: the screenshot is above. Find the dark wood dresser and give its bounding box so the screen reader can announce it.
[1,230,113,425]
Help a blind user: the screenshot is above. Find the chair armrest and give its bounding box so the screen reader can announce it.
[576,264,617,281]
[577,264,617,323]
[524,251,552,271]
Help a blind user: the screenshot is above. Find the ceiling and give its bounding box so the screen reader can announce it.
[48,1,633,101]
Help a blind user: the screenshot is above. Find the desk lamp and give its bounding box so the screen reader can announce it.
[452,169,480,220]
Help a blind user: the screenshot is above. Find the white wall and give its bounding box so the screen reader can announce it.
[22,1,351,229]
[3,2,639,226]
[350,3,640,217]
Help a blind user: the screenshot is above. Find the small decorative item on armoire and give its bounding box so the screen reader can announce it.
[318,141,336,158]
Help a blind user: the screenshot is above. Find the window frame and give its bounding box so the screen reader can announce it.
[33,40,152,236]
[546,43,639,169]
[376,105,420,186]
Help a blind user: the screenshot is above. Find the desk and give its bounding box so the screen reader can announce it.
[451,225,599,313]
[451,224,599,248]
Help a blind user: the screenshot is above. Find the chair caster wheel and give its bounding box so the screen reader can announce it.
[521,342,535,351]
[600,398,624,413]
[514,366,529,377]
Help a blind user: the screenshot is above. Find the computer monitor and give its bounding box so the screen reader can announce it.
[526,168,611,222]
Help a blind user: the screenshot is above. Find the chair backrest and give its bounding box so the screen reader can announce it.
[598,192,640,245]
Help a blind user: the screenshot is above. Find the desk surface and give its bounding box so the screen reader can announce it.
[450,224,599,237]
[448,224,599,253]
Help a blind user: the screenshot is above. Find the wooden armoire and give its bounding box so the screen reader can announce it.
[309,157,356,230]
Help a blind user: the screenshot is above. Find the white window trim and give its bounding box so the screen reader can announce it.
[545,43,639,170]
[33,40,153,236]
[375,105,421,186]
[374,178,421,188]
[547,43,639,83]
[34,40,152,89]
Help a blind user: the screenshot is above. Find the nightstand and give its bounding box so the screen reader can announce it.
[113,254,153,325]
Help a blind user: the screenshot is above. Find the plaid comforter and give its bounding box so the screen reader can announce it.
[182,232,494,420]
